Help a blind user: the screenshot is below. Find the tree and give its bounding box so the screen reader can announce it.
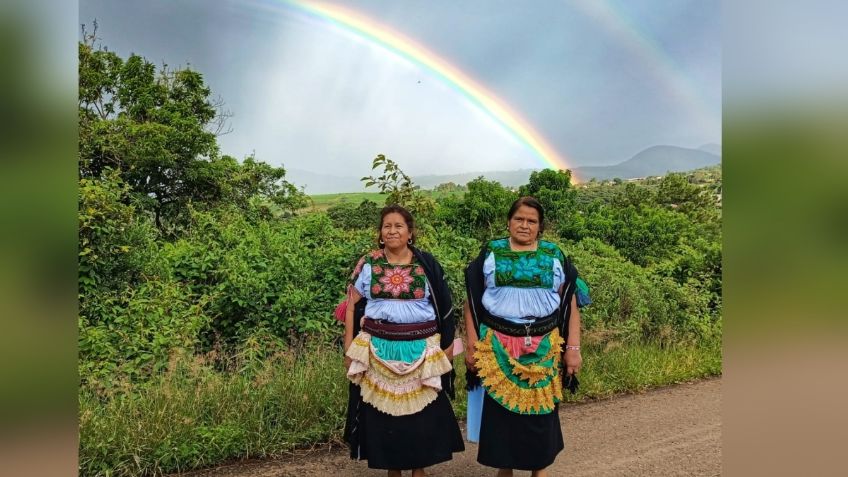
[611,182,656,208]
[655,173,716,224]
[78,28,304,230]
[327,199,380,229]
[434,182,466,194]
[361,155,435,218]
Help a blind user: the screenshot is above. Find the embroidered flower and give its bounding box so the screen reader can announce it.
[370,249,385,259]
[413,288,425,299]
[495,256,513,274]
[372,265,383,275]
[512,255,539,283]
[378,266,414,297]
[371,284,382,296]
[415,266,424,276]
[352,257,365,278]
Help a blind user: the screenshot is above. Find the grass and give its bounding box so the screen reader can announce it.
[79,347,348,477]
[561,339,721,401]
[305,192,386,211]
[302,189,465,212]
[79,339,721,476]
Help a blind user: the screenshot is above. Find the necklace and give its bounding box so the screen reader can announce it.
[384,248,412,265]
[508,236,537,252]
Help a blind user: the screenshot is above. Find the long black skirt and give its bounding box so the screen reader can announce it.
[344,383,465,470]
[477,392,564,470]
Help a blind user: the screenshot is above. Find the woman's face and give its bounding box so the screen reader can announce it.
[381,212,411,249]
[508,205,541,245]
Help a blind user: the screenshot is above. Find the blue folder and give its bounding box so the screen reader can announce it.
[466,385,484,443]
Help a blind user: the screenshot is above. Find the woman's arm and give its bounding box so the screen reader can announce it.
[563,293,582,375]
[344,287,362,368]
[464,301,479,372]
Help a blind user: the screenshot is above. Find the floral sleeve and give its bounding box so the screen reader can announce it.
[349,255,367,284]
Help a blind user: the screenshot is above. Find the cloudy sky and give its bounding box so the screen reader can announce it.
[79,0,720,177]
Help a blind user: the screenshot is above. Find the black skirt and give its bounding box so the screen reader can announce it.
[345,383,465,470]
[477,392,564,470]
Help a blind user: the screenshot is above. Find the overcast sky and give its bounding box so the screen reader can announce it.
[79,0,721,177]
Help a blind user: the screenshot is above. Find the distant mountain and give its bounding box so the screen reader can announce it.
[285,168,365,194]
[697,143,722,156]
[573,145,721,181]
[288,144,722,193]
[287,167,540,194]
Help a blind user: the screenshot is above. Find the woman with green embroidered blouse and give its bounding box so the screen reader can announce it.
[464,196,590,477]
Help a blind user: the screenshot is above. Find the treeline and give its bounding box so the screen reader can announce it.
[78,36,721,476]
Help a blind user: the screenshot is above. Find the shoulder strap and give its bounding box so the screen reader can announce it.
[557,255,579,339]
[464,242,490,334]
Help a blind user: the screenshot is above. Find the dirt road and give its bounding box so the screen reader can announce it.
[184,378,721,476]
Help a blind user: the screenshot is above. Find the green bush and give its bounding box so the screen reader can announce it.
[79,279,211,389]
[326,199,380,230]
[78,169,159,297]
[161,209,374,345]
[567,238,718,345]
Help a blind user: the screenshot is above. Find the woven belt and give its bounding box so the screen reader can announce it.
[362,318,438,341]
[479,310,559,337]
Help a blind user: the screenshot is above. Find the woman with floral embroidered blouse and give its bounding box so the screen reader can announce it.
[343,204,464,477]
[464,196,591,477]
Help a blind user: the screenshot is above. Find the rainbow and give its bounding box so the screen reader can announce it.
[280,0,572,172]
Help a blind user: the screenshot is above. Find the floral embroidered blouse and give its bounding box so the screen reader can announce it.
[481,238,566,324]
[351,249,436,324]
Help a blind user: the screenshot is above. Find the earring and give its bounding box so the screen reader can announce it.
[407,238,413,245]
[379,239,385,245]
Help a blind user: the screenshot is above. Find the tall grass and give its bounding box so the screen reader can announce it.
[80,339,720,476]
[79,346,348,476]
[563,339,722,401]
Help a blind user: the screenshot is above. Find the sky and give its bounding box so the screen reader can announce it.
[78,0,721,178]
[724,0,848,104]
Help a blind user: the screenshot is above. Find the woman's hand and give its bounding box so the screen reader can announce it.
[563,294,583,376]
[343,287,361,373]
[564,348,582,376]
[464,340,478,372]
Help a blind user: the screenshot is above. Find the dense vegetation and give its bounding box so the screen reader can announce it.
[78,36,722,476]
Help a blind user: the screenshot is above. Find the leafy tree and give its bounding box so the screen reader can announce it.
[327,199,380,230]
[611,182,656,209]
[436,177,517,240]
[580,203,692,267]
[361,154,435,218]
[78,29,304,231]
[433,182,466,194]
[655,173,715,222]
